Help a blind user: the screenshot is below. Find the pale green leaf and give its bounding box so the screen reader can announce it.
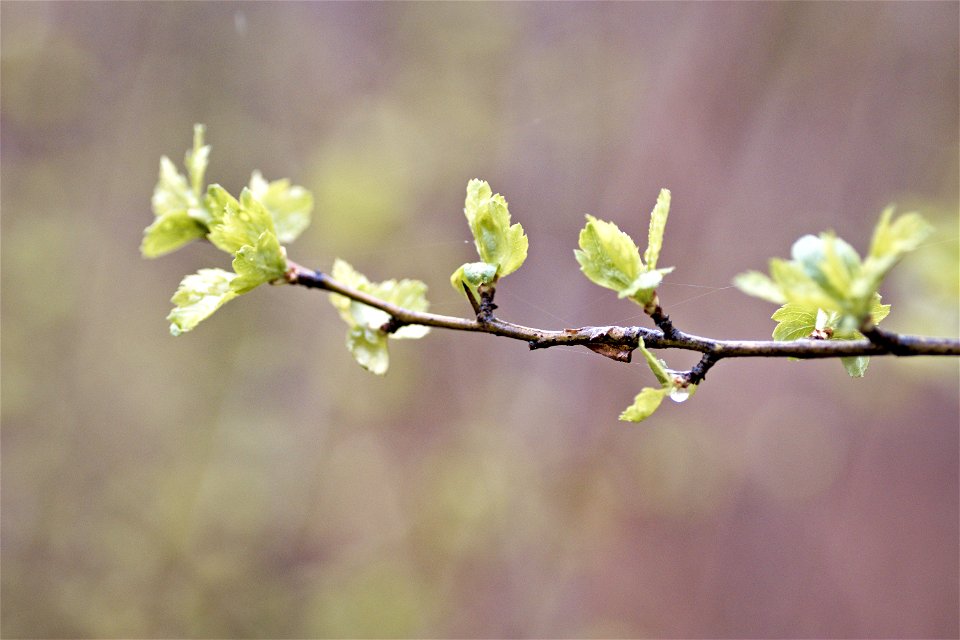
[145,155,209,256]
[450,261,498,298]
[575,214,642,293]
[644,188,671,269]
[330,259,429,338]
[152,156,193,217]
[637,337,672,386]
[368,277,430,339]
[733,270,786,304]
[207,187,279,255]
[141,210,206,258]
[230,231,287,294]
[790,233,860,302]
[346,326,390,375]
[769,258,840,310]
[248,170,313,244]
[771,303,817,341]
[167,268,239,336]
[619,387,670,422]
[819,234,861,301]
[463,179,528,277]
[841,355,869,378]
[348,299,391,333]
[622,268,674,301]
[868,207,933,263]
[329,258,371,324]
[870,293,891,325]
[859,208,934,298]
[185,124,210,198]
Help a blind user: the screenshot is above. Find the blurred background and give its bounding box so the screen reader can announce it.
[2,3,958,638]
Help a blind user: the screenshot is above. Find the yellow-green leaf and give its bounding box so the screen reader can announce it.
[346,326,390,375]
[733,270,786,304]
[248,170,313,244]
[574,214,642,293]
[644,188,671,269]
[463,179,528,277]
[141,210,206,258]
[619,387,670,422]
[207,187,279,255]
[167,268,239,336]
[637,337,671,385]
[230,230,287,294]
[449,261,498,300]
[771,303,817,341]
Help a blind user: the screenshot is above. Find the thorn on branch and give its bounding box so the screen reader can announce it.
[462,282,482,317]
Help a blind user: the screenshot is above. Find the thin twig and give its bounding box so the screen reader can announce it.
[285,263,960,367]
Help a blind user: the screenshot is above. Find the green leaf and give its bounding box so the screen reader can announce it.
[841,355,870,378]
[868,206,934,264]
[621,268,674,302]
[463,179,528,277]
[329,258,370,324]
[248,170,313,244]
[771,303,817,341]
[141,210,207,258]
[207,187,279,255]
[204,183,240,226]
[859,207,934,297]
[574,214,642,293]
[619,387,670,422]
[151,156,194,218]
[185,124,210,199]
[644,188,671,269]
[449,261,498,299]
[167,268,239,336]
[346,326,390,375]
[769,258,840,310]
[143,156,208,257]
[870,293,891,325]
[230,231,287,294]
[733,270,786,304]
[636,337,672,386]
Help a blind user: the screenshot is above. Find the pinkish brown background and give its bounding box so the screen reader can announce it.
[2,2,957,637]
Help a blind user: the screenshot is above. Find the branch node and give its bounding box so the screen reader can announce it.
[477,284,498,323]
[861,323,911,355]
[380,317,406,335]
[645,294,679,340]
[685,352,721,385]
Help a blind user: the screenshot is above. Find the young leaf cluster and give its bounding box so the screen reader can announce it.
[733,208,933,377]
[574,189,673,309]
[572,189,691,421]
[450,179,529,304]
[142,125,313,335]
[328,259,430,375]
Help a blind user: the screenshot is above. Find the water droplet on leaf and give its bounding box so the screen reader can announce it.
[669,387,690,403]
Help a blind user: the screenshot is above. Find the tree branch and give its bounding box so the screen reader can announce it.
[285,262,960,376]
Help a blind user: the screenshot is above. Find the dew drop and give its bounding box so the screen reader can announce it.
[669,387,690,403]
